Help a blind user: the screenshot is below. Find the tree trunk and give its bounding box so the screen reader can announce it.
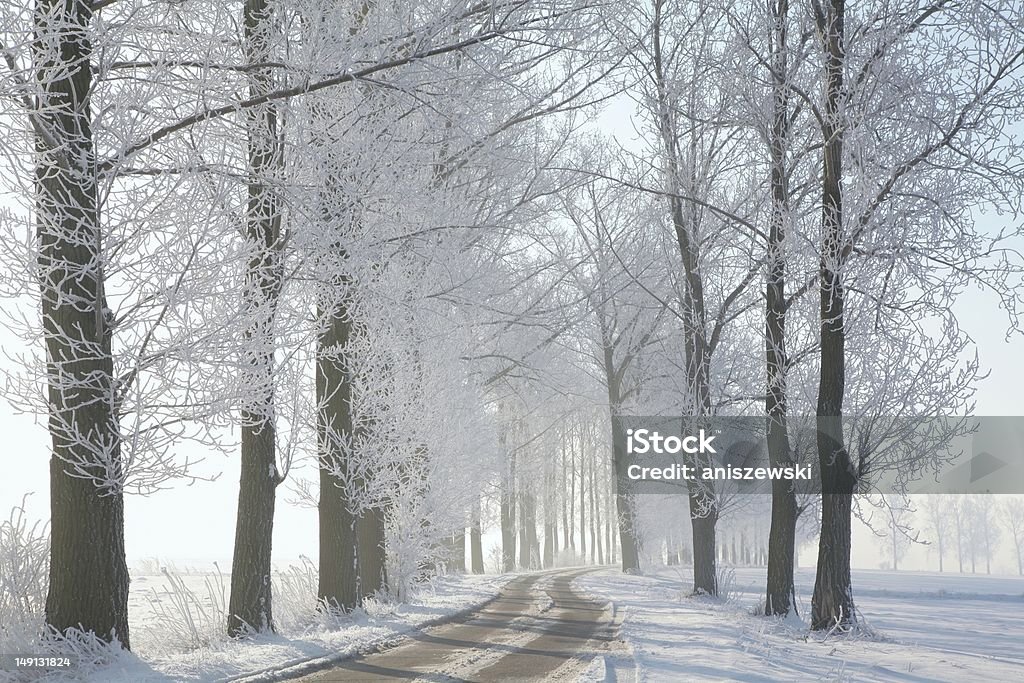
[543,469,556,569]
[590,456,602,565]
[666,530,679,566]
[315,295,357,609]
[501,443,517,572]
[228,0,285,636]
[451,528,467,573]
[810,0,857,632]
[579,445,587,563]
[471,500,485,574]
[519,490,539,569]
[766,480,797,615]
[319,468,357,610]
[527,493,540,569]
[543,441,557,568]
[607,477,617,566]
[762,0,799,619]
[609,409,640,573]
[562,431,571,551]
[550,484,560,562]
[690,512,717,594]
[229,421,280,634]
[518,491,529,569]
[652,2,719,595]
[34,0,130,648]
[500,495,516,571]
[954,509,964,572]
[358,508,388,593]
[568,430,576,554]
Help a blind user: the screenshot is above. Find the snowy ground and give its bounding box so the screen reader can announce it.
[13,569,510,683]
[577,567,1024,682]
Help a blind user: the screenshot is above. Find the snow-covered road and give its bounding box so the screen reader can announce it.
[282,568,617,682]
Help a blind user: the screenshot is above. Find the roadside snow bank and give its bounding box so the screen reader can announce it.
[576,568,1024,682]
[14,572,510,683]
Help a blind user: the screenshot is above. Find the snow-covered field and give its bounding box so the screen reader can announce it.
[16,569,510,683]
[577,567,1024,682]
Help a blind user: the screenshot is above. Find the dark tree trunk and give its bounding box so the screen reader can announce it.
[319,467,357,610]
[351,357,390,599]
[519,491,539,569]
[607,478,617,566]
[810,0,857,631]
[500,442,517,572]
[673,201,719,594]
[543,522,556,568]
[562,431,571,552]
[315,292,356,610]
[35,0,130,648]
[543,445,557,568]
[680,337,717,594]
[455,528,468,572]
[568,430,576,553]
[471,500,485,574]
[666,530,680,566]
[578,445,587,562]
[527,493,540,569]
[228,0,285,637]
[763,0,799,618]
[549,474,560,561]
[652,2,719,595]
[591,458,604,565]
[358,508,388,593]
[229,421,280,634]
[518,492,529,569]
[609,409,640,573]
[765,478,797,614]
[690,513,718,594]
[500,497,516,571]
[812,490,854,627]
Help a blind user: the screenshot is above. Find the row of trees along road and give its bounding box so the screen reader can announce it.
[0,0,1022,649]
[1,0,607,646]
[560,0,1024,630]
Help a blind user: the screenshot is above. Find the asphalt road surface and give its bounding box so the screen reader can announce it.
[287,567,621,682]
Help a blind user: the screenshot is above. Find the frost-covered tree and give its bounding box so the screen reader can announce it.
[602,0,771,596]
[919,494,950,572]
[806,0,1024,629]
[558,170,676,573]
[966,495,1000,575]
[227,0,288,637]
[0,0,604,646]
[870,495,914,571]
[724,0,821,617]
[1001,496,1024,576]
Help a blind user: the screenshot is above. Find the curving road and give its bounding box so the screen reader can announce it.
[287,568,620,682]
